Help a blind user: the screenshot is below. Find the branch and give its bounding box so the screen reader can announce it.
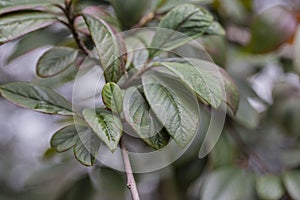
[120,137,140,200]
[132,12,155,29]
[61,1,90,55]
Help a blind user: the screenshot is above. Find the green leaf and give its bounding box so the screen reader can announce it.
[83,14,124,82]
[7,27,69,63]
[73,127,101,166]
[149,4,213,57]
[0,0,63,14]
[256,175,284,200]
[0,12,57,44]
[123,87,170,149]
[210,132,236,168]
[82,108,122,152]
[155,0,210,13]
[0,82,74,115]
[159,60,239,112]
[205,21,226,36]
[159,61,222,108]
[37,47,78,77]
[142,71,199,147]
[283,171,300,200]
[51,124,101,166]
[50,125,80,152]
[102,82,124,113]
[202,168,255,200]
[246,6,296,54]
[111,0,150,30]
[37,63,79,87]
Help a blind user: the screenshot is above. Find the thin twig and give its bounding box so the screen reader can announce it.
[132,12,155,28]
[120,137,140,200]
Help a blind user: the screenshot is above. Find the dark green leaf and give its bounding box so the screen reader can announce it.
[37,47,78,77]
[82,108,122,152]
[50,125,81,152]
[246,6,296,53]
[0,82,74,115]
[202,168,255,200]
[0,12,57,44]
[159,61,222,108]
[102,82,124,113]
[256,175,284,200]
[83,14,124,82]
[150,4,213,57]
[142,71,199,147]
[155,0,208,13]
[123,86,170,149]
[283,171,300,200]
[0,0,63,14]
[73,126,101,166]
[111,0,149,30]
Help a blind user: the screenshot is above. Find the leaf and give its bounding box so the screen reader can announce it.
[124,30,153,69]
[83,14,124,82]
[111,0,150,30]
[159,61,222,108]
[155,0,210,13]
[142,71,200,147]
[102,82,124,113]
[205,21,226,36]
[246,6,297,53]
[283,171,300,200]
[256,175,284,200]
[37,63,79,87]
[8,27,69,63]
[210,132,236,168]
[51,124,101,166]
[0,0,63,14]
[50,125,80,152]
[201,168,255,200]
[37,47,79,77]
[73,126,101,166]
[149,4,213,57]
[0,11,57,44]
[159,60,239,112]
[123,86,170,149]
[0,82,74,115]
[82,108,122,152]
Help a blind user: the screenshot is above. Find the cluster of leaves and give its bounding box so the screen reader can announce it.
[2,0,300,199]
[0,0,238,168]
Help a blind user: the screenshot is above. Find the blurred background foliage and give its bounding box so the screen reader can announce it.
[1,0,300,199]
